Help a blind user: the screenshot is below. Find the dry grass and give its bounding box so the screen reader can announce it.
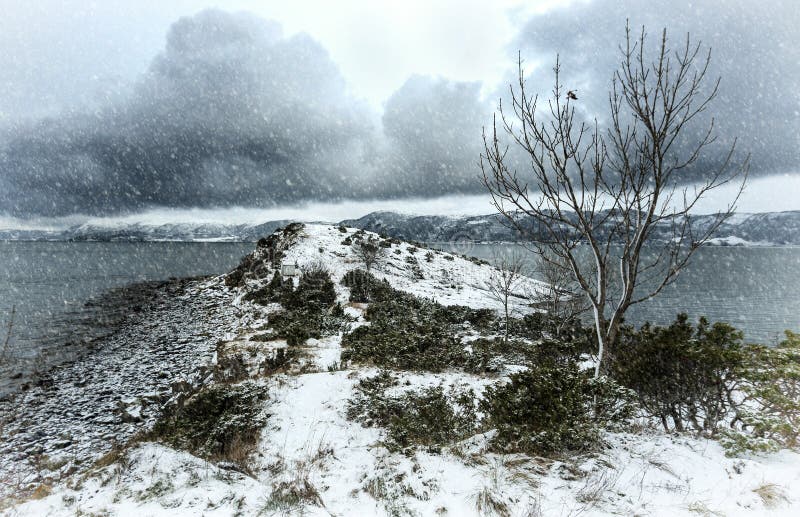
[448,443,489,468]
[93,444,126,470]
[575,466,620,505]
[686,500,725,516]
[473,485,511,517]
[472,459,514,517]
[753,483,788,509]
[263,476,323,514]
[28,483,51,500]
[261,437,334,514]
[213,434,259,474]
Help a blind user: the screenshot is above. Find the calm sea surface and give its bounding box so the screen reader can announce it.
[1,242,798,362]
[0,241,253,359]
[434,243,800,345]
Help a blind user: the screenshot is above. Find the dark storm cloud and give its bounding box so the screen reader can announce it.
[0,9,376,216]
[1,3,797,217]
[376,75,489,197]
[512,0,800,179]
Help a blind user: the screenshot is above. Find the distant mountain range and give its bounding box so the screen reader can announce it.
[1,210,799,246]
[341,210,800,246]
[0,221,289,243]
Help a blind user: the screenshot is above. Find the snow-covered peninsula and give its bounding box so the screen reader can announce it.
[2,224,799,516]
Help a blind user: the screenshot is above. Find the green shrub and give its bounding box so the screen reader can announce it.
[225,254,257,288]
[463,337,585,373]
[343,276,582,372]
[610,316,800,455]
[481,359,632,455]
[341,284,491,371]
[508,312,594,352]
[283,264,336,311]
[722,330,800,454]
[341,269,391,303]
[244,265,349,346]
[347,372,478,452]
[150,382,269,462]
[342,314,464,371]
[268,307,349,346]
[243,270,284,305]
[260,347,299,375]
[609,314,746,434]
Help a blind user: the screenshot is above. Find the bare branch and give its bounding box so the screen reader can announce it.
[481,23,747,377]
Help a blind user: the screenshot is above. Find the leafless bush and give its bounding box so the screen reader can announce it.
[530,249,589,332]
[485,249,526,343]
[353,236,386,275]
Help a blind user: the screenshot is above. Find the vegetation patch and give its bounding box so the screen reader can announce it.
[347,371,478,453]
[260,347,302,375]
[609,314,747,434]
[149,382,269,467]
[263,478,324,513]
[227,223,306,287]
[267,307,349,347]
[481,358,633,455]
[242,270,285,305]
[341,272,500,372]
[341,271,592,373]
[247,263,352,346]
[507,312,594,351]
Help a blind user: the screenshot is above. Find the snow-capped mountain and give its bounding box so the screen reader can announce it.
[342,210,800,246]
[0,221,290,242]
[1,210,798,244]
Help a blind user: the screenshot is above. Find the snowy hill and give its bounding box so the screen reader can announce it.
[2,224,799,516]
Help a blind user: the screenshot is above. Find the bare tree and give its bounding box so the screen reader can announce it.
[530,248,589,333]
[481,24,747,377]
[354,236,385,274]
[485,249,527,343]
[352,236,387,301]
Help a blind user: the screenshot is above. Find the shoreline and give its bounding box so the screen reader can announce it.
[0,276,243,500]
[0,277,212,398]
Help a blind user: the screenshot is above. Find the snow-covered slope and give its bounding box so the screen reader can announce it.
[241,223,546,310]
[6,224,800,516]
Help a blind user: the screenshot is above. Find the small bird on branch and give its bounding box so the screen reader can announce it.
[566,90,578,100]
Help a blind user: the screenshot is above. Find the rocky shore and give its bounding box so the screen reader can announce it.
[0,276,247,499]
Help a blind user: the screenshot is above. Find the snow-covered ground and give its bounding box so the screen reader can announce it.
[5,224,800,516]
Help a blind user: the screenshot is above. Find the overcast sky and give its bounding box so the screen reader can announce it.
[0,0,550,117]
[0,0,797,220]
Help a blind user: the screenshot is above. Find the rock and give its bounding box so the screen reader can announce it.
[117,399,143,423]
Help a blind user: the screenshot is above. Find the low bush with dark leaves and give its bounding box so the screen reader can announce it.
[347,371,478,453]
